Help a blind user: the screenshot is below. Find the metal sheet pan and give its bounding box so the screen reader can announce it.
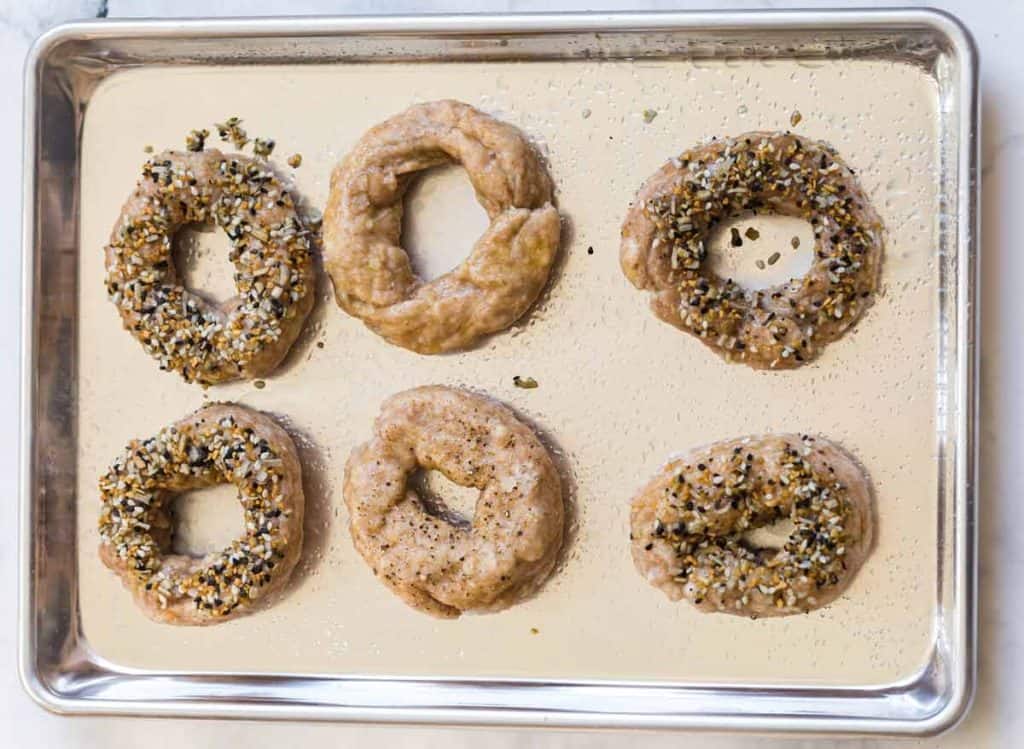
[19,10,978,735]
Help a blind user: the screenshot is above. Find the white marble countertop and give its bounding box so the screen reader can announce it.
[1,0,1019,746]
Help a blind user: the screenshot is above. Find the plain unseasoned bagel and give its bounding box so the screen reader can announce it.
[105,149,316,384]
[344,386,564,618]
[630,434,873,618]
[98,404,305,625]
[621,132,883,369]
[323,100,561,354]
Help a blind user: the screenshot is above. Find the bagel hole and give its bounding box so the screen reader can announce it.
[172,223,237,305]
[706,211,815,290]
[401,164,489,281]
[410,468,478,528]
[741,517,797,551]
[167,484,245,558]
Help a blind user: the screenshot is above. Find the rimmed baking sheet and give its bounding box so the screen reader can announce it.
[21,11,977,734]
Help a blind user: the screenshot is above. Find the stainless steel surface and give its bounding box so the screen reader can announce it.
[19,10,979,734]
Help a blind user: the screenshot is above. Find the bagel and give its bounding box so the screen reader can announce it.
[343,386,564,618]
[98,404,305,625]
[621,132,883,368]
[323,100,560,353]
[105,149,315,384]
[629,434,873,617]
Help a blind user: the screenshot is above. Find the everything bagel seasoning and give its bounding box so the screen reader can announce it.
[630,434,873,617]
[105,148,314,383]
[621,132,883,369]
[98,410,295,620]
